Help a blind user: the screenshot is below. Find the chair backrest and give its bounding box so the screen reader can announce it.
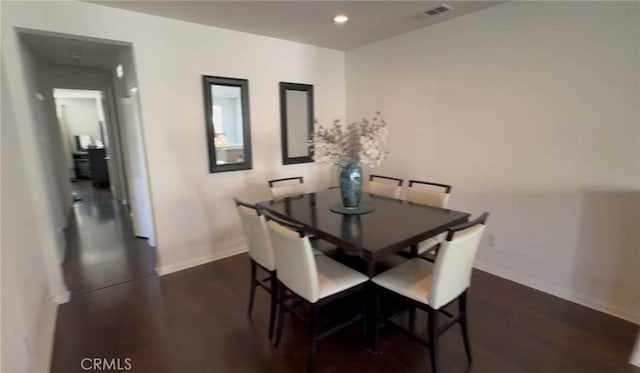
[234,198,276,271]
[428,212,489,309]
[264,213,320,303]
[406,180,452,208]
[269,176,305,199]
[368,175,403,199]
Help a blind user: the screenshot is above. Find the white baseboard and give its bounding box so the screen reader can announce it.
[631,334,640,367]
[474,260,640,325]
[53,290,71,304]
[157,245,247,276]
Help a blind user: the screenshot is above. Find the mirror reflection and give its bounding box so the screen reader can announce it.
[203,75,252,173]
[285,90,309,157]
[211,85,244,164]
[279,82,314,165]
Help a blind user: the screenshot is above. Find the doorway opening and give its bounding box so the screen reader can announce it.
[53,88,155,294]
[54,89,109,190]
[19,30,158,296]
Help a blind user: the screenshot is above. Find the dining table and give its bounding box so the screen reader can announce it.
[256,188,471,348]
[256,188,470,277]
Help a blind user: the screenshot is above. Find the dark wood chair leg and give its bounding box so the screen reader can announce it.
[459,291,473,362]
[268,271,277,339]
[409,307,417,328]
[409,244,418,257]
[307,303,320,373]
[428,310,439,373]
[248,259,257,318]
[366,283,377,349]
[274,283,287,346]
[361,291,369,340]
[372,288,380,351]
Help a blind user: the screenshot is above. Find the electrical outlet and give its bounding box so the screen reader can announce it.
[486,234,495,247]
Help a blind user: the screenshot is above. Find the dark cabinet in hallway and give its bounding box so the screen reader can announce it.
[87,148,109,187]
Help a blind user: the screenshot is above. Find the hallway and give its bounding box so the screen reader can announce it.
[62,181,156,296]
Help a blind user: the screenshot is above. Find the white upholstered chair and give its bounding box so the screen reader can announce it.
[405,180,453,256]
[234,198,278,339]
[268,176,330,248]
[372,212,489,373]
[265,211,368,373]
[269,176,305,199]
[367,174,403,199]
[406,180,451,208]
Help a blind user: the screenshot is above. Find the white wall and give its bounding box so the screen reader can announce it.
[1,41,67,373]
[2,1,345,275]
[1,67,58,373]
[117,94,156,244]
[54,103,74,174]
[23,58,74,234]
[56,97,101,150]
[346,1,640,322]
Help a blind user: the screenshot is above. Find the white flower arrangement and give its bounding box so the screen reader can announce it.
[311,112,389,167]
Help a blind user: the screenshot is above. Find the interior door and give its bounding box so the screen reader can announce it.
[118,96,155,246]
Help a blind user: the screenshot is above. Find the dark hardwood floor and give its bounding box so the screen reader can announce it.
[63,181,156,295]
[51,184,639,372]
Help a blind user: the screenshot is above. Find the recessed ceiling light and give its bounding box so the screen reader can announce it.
[333,14,349,25]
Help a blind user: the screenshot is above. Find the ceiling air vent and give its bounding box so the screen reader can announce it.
[424,4,453,16]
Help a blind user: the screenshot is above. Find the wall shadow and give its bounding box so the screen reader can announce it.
[571,189,640,321]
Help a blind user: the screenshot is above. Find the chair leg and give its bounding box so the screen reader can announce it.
[409,244,418,257]
[248,259,257,318]
[366,283,378,350]
[372,288,380,351]
[459,291,473,362]
[274,283,287,347]
[409,307,417,328]
[307,303,320,373]
[428,310,440,373]
[268,270,277,340]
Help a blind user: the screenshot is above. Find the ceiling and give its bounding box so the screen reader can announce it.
[19,1,504,72]
[89,1,505,51]
[20,31,128,71]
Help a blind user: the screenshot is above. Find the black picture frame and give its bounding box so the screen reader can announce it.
[202,75,252,173]
[279,82,314,165]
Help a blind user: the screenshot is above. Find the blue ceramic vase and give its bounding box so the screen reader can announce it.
[340,165,362,208]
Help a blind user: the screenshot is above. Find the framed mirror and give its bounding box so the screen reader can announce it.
[202,75,252,173]
[279,82,314,165]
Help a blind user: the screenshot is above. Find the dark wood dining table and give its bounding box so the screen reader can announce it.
[257,188,470,277]
[257,188,471,348]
